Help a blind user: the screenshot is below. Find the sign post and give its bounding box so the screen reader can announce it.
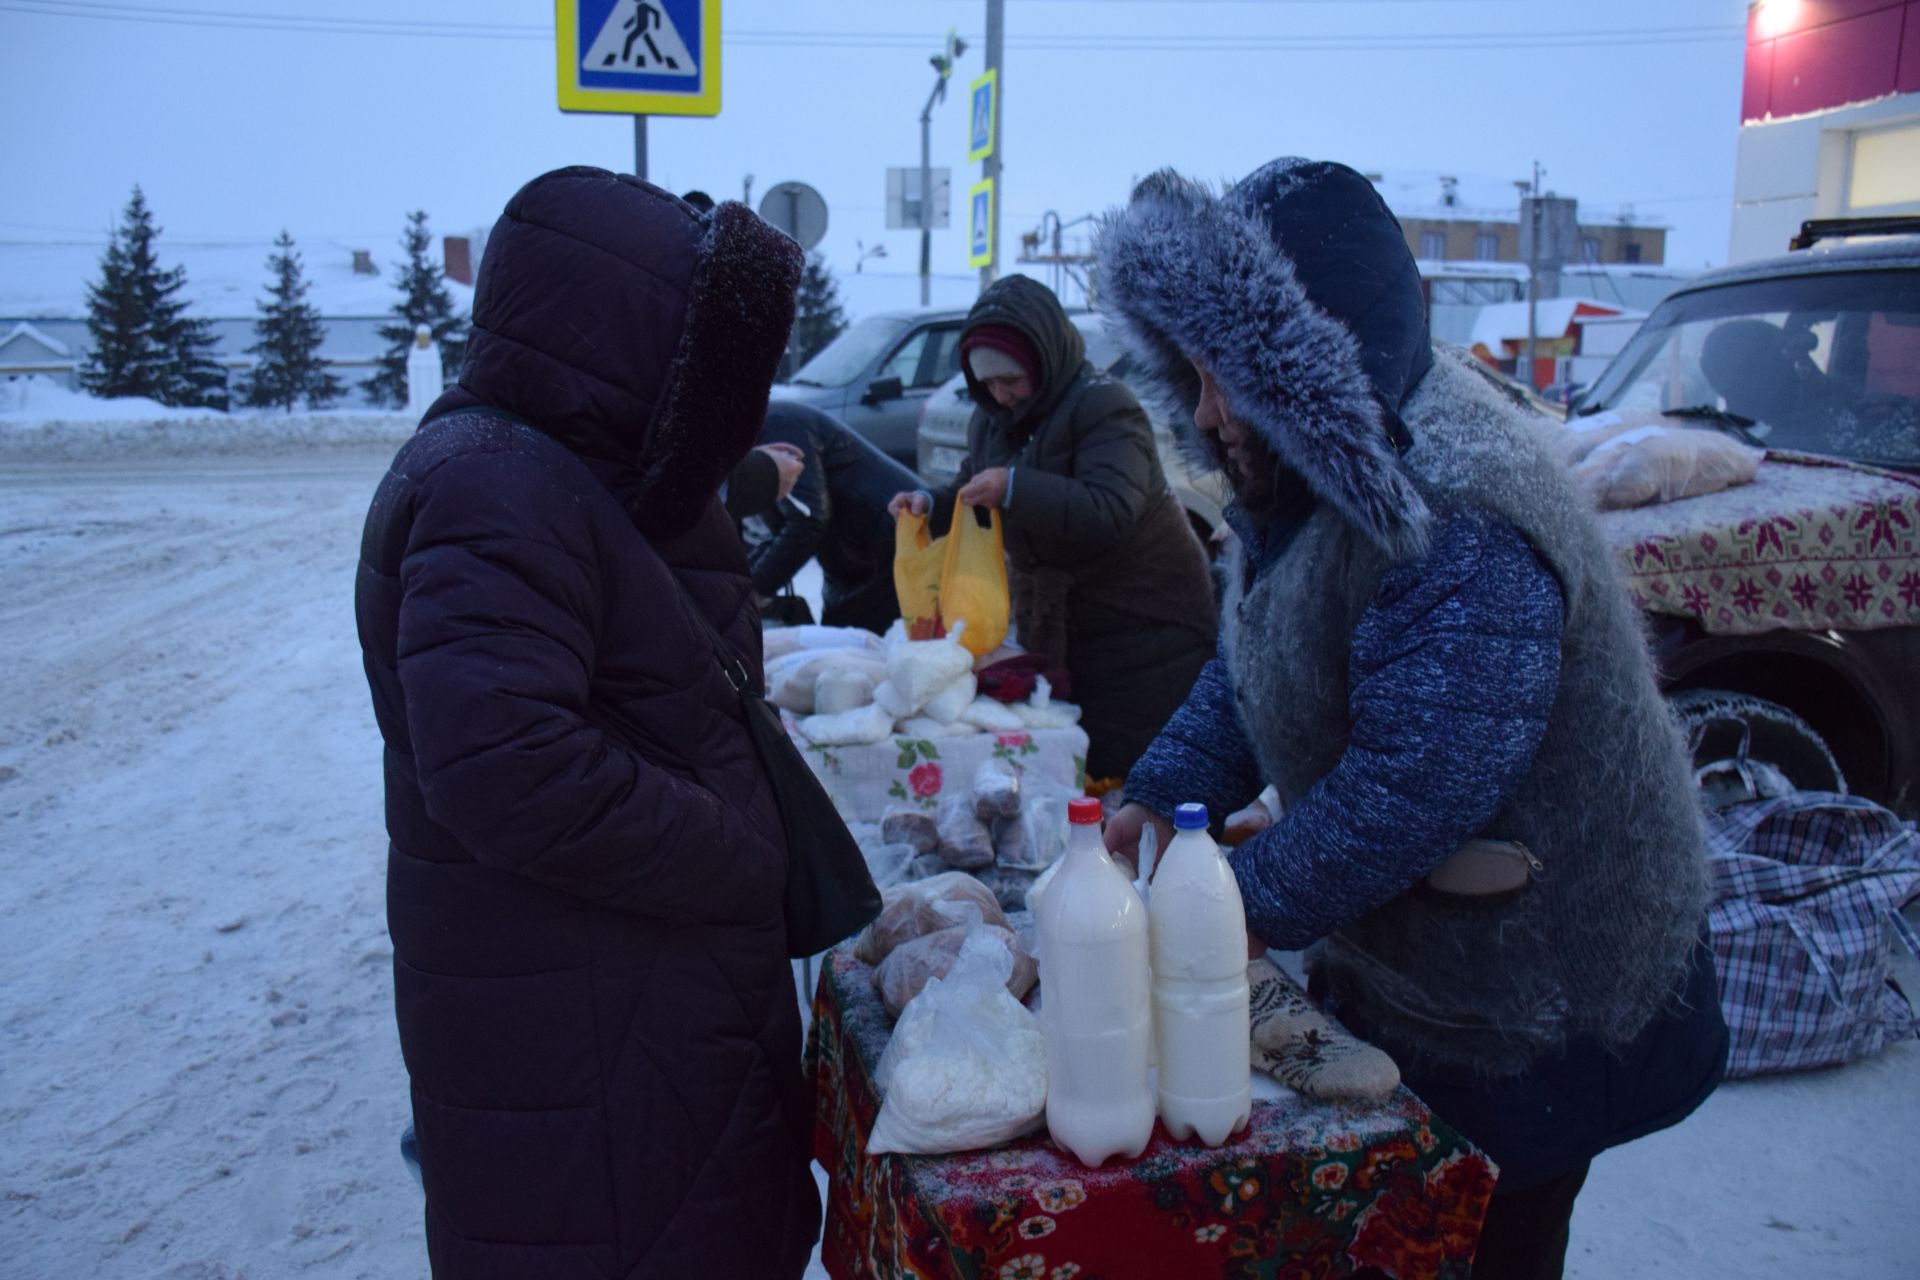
[977,0,1003,287]
[555,0,723,181]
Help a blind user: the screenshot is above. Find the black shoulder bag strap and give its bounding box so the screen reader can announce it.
[671,580,881,959]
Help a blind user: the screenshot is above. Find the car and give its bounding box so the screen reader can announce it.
[770,307,969,469]
[1572,215,1920,815]
[915,309,1231,549]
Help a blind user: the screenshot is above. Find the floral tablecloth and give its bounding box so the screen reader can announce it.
[1598,453,1920,637]
[792,722,1090,824]
[807,950,1495,1280]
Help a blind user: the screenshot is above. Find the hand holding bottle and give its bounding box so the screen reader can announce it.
[1103,802,1173,880]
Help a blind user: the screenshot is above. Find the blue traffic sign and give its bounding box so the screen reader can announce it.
[968,70,997,163]
[556,0,721,117]
[968,179,995,268]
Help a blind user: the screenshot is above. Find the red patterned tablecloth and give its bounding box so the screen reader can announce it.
[807,950,1495,1280]
[1599,453,1920,637]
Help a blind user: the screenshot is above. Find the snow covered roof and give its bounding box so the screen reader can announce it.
[0,236,477,320]
[1365,169,1666,230]
[1469,297,1643,350]
[0,320,69,359]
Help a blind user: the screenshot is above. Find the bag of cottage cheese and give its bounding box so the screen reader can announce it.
[867,929,1048,1155]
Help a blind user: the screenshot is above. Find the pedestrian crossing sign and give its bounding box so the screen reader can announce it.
[968,179,995,269]
[968,70,996,163]
[556,0,721,117]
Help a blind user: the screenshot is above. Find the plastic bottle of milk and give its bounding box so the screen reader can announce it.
[1034,796,1155,1167]
[1149,803,1252,1147]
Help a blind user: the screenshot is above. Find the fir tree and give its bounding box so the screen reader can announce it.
[363,211,466,408]
[792,253,849,367]
[241,231,341,412]
[80,186,229,408]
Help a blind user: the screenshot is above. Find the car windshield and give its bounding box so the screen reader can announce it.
[1579,269,1920,468]
[788,315,912,388]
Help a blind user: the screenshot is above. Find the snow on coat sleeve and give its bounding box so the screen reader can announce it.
[1231,515,1566,950]
[1005,385,1162,559]
[1123,647,1265,821]
[394,454,765,922]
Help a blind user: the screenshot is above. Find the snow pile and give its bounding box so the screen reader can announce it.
[0,380,415,460]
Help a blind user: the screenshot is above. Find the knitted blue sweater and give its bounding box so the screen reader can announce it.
[1126,512,1566,949]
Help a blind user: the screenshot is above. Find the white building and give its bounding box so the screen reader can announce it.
[1730,0,1920,263]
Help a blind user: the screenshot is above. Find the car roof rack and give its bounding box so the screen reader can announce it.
[1789,215,1920,250]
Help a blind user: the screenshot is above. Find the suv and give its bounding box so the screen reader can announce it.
[1571,216,1920,815]
[915,309,1230,548]
[770,307,969,469]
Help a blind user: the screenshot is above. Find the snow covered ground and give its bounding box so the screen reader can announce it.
[2,410,1915,1278]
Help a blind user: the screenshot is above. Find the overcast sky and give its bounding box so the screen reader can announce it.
[1,0,1752,295]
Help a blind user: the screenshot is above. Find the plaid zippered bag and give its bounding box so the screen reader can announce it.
[1705,792,1920,1078]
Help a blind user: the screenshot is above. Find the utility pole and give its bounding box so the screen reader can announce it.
[1523,161,1541,389]
[920,83,938,306]
[918,31,964,307]
[980,0,1004,290]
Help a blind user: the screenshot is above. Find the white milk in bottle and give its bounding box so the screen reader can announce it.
[1149,803,1252,1146]
[1034,796,1155,1167]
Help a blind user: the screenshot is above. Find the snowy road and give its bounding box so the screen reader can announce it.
[2,446,1914,1278]
[2,447,423,1277]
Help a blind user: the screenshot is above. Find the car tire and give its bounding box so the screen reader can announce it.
[1668,688,1847,809]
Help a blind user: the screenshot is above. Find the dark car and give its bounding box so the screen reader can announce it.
[769,307,968,469]
[1572,216,1920,815]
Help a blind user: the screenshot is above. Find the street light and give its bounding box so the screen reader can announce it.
[917,28,967,306]
[855,240,888,274]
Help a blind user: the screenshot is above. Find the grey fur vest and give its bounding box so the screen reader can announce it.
[1224,351,1709,1072]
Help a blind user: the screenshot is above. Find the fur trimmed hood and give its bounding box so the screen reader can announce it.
[1095,158,1434,559]
[444,166,804,539]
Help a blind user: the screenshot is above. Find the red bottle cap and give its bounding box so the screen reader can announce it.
[1067,797,1103,825]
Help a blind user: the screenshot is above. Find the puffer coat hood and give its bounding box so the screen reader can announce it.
[445,165,804,538]
[1095,157,1434,560]
[959,273,1089,435]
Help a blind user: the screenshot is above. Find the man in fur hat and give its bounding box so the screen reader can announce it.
[1096,159,1727,1279]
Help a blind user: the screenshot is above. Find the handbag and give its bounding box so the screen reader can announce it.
[760,584,816,627]
[676,583,881,958]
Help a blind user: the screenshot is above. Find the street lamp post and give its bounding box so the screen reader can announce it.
[918,31,966,307]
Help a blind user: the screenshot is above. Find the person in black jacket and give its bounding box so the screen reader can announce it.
[354,167,818,1279]
[734,400,918,633]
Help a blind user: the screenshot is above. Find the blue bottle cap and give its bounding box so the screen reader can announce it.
[1173,803,1209,830]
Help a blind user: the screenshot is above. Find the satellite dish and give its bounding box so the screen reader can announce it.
[758,181,828,252]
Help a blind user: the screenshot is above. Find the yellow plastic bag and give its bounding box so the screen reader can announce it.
[893,506,1009,656]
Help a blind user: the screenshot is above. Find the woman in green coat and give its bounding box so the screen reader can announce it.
[892,276,1217,782]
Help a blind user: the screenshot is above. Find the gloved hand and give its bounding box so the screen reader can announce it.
[1248,957,1400,1102]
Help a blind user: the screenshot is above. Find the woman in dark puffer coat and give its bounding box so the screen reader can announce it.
[354,167,818,1279]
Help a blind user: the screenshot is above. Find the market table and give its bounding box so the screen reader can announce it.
[807,949,1496,1280]
[793,722,1090,824]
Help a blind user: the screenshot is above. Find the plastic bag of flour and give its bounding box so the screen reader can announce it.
[868,930,1048,1155]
